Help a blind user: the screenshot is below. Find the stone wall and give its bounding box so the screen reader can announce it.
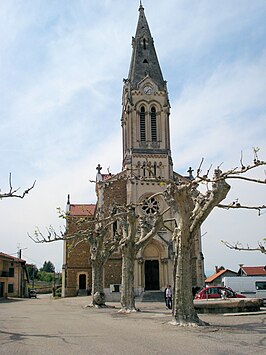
[102,177,127,213]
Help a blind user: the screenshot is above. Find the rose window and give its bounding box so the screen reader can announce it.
[142,197,160,215]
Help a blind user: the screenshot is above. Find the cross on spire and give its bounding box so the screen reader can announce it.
[96,164,102,174]
[187,167,194,179]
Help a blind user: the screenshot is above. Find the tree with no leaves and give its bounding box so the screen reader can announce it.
[117,205,166,312]
[158,151,266,326]
[30,204,166,310]
[29,209,124,307]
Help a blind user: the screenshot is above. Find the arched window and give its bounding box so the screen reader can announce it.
[151,106,157,141]
[140,106,146,141]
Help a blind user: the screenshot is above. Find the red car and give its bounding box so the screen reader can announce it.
[195,286,246,300]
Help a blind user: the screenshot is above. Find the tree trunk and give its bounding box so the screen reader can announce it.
[171,231,204,326]
[120,246,137,312]
[170,185,207,326]
[91,260,105,307]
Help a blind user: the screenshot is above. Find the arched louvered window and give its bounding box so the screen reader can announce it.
[140,106,146,141]
[151,106,157,141]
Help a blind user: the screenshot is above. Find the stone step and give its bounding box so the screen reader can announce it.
[140,291,165,302]
[77,289,88,296]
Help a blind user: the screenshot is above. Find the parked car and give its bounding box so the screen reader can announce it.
[28,289,37,298]
[195,286,246,300]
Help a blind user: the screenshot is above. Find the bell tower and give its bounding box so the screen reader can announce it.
[122,3,173,181]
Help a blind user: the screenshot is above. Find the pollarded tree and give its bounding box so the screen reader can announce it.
[29,209,124,307]
[0,173,35,199]
[157,152,266,326]
[117,205,167,312]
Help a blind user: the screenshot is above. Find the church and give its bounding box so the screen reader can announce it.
[62,3,205,298]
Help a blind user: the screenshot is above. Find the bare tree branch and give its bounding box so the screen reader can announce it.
[218,203,266,215]
[222,240,266,254]
[223,175,266,184]
[0,173,36,199]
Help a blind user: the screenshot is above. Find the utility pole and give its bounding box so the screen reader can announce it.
[17,244,27,297]
[17,244,27,259]
[53,270,56,297]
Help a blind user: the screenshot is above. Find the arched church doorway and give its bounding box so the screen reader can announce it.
[145,260,159,290]
[79,274,86,290]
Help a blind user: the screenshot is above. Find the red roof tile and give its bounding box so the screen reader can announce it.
[69,204,96,216]
[0,251,25,263]
[205,269,237,283]
[102,174,113,181]
[240,266,266,276]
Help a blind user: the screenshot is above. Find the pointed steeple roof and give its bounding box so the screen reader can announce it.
[128,4,165,90]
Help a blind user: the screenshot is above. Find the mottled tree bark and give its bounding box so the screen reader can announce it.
[119,212,164,312]
[91,260,105,306]
[171,231,202,326]
[167,177,231,326]
[120,244,137,311]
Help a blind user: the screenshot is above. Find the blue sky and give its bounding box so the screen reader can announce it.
[1,0,266,273]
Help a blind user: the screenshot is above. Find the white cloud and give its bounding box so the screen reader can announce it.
[171,52,266,171]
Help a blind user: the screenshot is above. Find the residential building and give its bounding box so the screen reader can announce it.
[0,252,29,298]
[205,267,238,286]
[238,265,266,277]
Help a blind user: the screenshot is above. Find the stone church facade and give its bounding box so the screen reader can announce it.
[62,4,204,298]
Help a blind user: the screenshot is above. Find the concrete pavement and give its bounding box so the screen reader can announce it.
[0,294,265,354]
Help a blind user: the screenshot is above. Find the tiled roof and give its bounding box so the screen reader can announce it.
[240,266,266,276]
[69,204,96,216]
[0,251,25,263]
[102,174,113,181]
[101,170,126,182]
[205,269,237,283]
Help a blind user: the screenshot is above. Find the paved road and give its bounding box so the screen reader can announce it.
[1,294,266,355]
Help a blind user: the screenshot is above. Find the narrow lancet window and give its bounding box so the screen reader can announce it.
[140,106,146,141]
[154,162,157,176]
[143,38,147,50]
[142,161,146,177]
[151,106,157,141]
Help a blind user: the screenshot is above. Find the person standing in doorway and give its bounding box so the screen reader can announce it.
[166,285,172,309]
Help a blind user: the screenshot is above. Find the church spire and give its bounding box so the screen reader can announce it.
[128,4,165,90]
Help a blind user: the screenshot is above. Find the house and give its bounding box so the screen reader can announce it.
[238,265,266,277]
[62,203,96,297]
[62,4,205,298]
[205,267,238,286]
[0,251,29,298]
